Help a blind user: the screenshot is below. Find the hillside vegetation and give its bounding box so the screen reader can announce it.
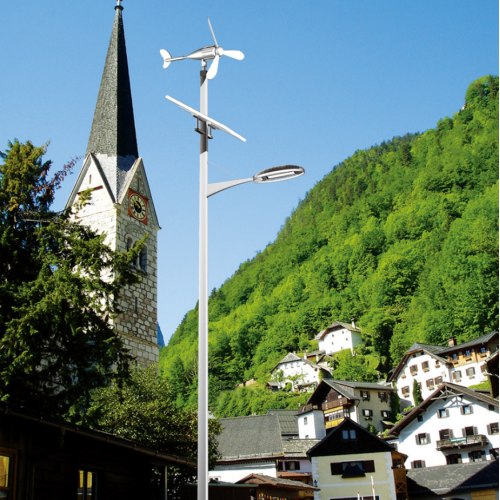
[159,76,499,415]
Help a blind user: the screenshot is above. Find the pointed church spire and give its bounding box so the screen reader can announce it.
[86,2,139,200]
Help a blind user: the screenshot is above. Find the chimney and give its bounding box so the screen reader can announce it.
[304,350,308,360]
[448,338,457,347]
[351,317,356,329]
[316,355,319,363]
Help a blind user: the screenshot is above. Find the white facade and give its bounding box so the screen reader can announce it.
[396,351,489,408]
[271,353,329,389]
[209,461,277,483]
[318,326,362,356]
[298,410,326,440]
[391,390,499,468]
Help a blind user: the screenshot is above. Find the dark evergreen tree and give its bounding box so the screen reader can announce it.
[0,140,141,415]
[413,379,423,406]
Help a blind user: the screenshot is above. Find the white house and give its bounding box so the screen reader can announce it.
[387,383,499,469]
[314,320,363,356]
[270,352,331,390]
[388,332,499,408]
[298,379,395,437]
[209,412,319,484]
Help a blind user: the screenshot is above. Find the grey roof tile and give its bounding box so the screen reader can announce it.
[216,414,283,460]
[266,409,299,436]
[407,461,499,496]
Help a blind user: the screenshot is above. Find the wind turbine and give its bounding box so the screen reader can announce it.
[160,18,244,79]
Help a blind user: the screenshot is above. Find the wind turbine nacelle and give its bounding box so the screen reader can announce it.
[186,46,218,61]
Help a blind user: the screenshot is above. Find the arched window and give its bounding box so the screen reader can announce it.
[140,247,147,272]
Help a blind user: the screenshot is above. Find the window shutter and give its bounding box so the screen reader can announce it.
[470,406,474,414]
[487,424,491,435]
[437,411,441,419]
[426,433,431,444]
[446,409,449,418]
[474,427,478,436]
[422,461,426,467]
[330,463,343,475]
[364,460,375,473]
[460,406,464,415]
[462,428,466,437]
[415,435,419,445]
[450,429,454,438]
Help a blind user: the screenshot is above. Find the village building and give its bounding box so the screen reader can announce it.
[65,0,161,366]
[209,411,319,484]
[270,353,332,391]
[298,379,395,437]
[386,383,499,469]
[236,473,320,499]
[315,320,363,356]
[307,418,408,500]
[406,461,499,500]
[0,401,194,500]
[388,332,499,408]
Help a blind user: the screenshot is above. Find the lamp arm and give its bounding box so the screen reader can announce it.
[207,178,253,197]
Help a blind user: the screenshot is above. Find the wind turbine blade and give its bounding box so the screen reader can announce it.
[160,49,172,69]
[208,18,218,47]
[207,55,219,80]
[223,50,245,61]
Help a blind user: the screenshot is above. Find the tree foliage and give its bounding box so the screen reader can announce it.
[0,140,140,415]
[84,364,221,500]
[160,76,499,414]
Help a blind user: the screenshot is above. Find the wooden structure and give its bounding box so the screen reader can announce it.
[236,473,320,499]
[0,402,194,500]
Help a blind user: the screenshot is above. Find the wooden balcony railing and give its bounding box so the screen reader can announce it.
[436,435,488,450]
[322,397,353,411]
[297,404,320,415]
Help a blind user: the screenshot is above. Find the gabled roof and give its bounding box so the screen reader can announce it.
[315,321,361,341]
[305,379,393,406]
[216,414,283,461]
[389,332,499,382]
[236,474,319,491]
[388,383,499,436]
[440,331,499,355]
[307,418,393,458]
[407,461,499,496]
[271,352,331,375]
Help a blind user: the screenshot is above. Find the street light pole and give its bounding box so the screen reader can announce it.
[164,61,304,500]
[198,67,209,500]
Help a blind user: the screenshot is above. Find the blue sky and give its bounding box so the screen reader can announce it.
[1,1,498,343]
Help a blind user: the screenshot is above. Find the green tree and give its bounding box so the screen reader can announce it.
[84,364,221,500]
[412,379,423,406]
[332,350,378,382]
[390,390,401,420]
[0,140,140,415]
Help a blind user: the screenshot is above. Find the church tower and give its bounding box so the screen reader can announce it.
[66,2,160,365]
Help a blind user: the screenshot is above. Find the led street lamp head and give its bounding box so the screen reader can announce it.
[253,165,305,183]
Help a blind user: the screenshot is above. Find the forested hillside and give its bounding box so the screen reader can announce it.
[159,76,499,415]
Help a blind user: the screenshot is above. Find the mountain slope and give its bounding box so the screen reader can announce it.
[159,76,499,410]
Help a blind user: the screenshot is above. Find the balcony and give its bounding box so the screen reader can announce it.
[436,435,488,451]
[322,397,354,411]
[297,404,320,415]
[325,417,345,429]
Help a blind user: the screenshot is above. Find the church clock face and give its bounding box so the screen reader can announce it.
[128,190,148,224]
